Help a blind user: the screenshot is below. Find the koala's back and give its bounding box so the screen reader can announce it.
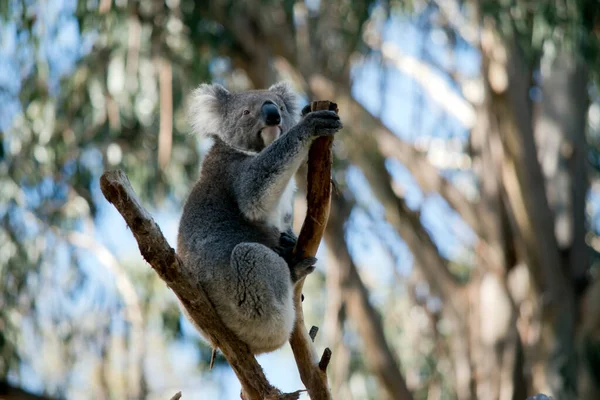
[176,139,280,279]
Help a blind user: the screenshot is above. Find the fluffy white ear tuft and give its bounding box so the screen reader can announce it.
[187,83,229,137]
[269,81,299,117]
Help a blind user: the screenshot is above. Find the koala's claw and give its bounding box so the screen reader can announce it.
[273,230,297,260]
[301,104,312,117]
[279,230,297,248]
[301,110,343,138]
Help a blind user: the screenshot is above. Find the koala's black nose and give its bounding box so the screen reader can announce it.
[262,102,281,126]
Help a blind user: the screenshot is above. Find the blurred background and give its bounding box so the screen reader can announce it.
[1,0,600,399]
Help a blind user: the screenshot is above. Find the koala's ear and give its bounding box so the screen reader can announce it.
[269,81,299,117]
[188,83,230,137]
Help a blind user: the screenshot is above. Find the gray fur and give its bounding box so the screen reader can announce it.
[177,82,342,354]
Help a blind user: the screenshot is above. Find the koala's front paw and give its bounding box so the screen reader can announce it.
[302,110,343,138]
[301,104,312,117]
[279,230,297,248]
[273,230,297,261]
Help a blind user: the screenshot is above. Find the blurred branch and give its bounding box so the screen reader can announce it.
[323,269,351,399]
[364,39,476,128]
[533,50,590,283]
[126,16,141,78]
[322,212,352,399]
[324,192,414,400]
[375,124,482,238]
[357,144,466,315]
[308,81,467,315]
[157,58,173,170]
[99,170,293,400]
[17,204,146,398]
[480,22,578,397]
[307,73,483,239]
[483,27,566,299]
[430,0,479,46]
[99,0,111,14]
[64,231,145,399]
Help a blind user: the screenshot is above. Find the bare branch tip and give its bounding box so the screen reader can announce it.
[210,347,217,370]
[278,389,306,399]
[318,347,332,372]
[309,326,319,342]
[170,391,182,400]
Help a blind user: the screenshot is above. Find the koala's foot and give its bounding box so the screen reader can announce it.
[289,253,317,283]
[273,231,317,283]
[279,230,297,249]
[273,230,297,261]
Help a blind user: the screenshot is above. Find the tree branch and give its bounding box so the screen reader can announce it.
[288,100,336,400]
[99,170,294,400]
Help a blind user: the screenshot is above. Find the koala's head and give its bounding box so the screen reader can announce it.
[188,82,300,152]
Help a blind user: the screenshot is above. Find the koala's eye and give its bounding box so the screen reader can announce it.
[243,109,250,116]
[279,105,285,112]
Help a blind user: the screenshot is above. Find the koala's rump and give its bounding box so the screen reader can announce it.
[177,210,292,353]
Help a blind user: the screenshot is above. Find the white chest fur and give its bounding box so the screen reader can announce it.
[267,178,296,231]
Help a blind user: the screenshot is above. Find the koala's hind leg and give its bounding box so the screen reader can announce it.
[228,242,295,353]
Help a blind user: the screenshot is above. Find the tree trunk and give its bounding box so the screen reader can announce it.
[481,23,581,398]
[534,51,589,287]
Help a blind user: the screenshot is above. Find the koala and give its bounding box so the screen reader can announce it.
[177,82,342,354]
